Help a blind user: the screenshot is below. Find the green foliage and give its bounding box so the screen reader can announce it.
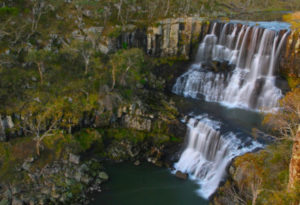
[233,140,295,204]
[110,48,146,89]
[263,88,300,140]
[0,137,35,183]
[287,76,300,89]
[74,129,103,152]
[0,6,19,18]
[104,128,147,144]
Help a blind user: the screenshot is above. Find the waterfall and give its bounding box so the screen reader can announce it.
[174,115,263,198]
[173,22,290,111]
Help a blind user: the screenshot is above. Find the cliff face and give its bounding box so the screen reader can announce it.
[0,115,14,142]
[282,31,300,77]
[146,18,209,58]
[2,18,299,142]
[99,17,210,59]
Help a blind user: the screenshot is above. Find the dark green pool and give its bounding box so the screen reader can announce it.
[90,162,209,205]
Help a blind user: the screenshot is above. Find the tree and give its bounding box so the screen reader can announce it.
[234,153,264,205]
[64,40,94,75]
[264,88,300,203]
[110,48,145,90]
[18,94,64,156]
[26,49,52,84]
[264,88,300,140]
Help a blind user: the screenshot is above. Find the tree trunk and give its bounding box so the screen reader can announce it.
[84,59,89,75]
[36,139,40,156]
[251,186,258,205]
[111,63,116,90]
[37,62,43,84]
[165,0,170,17]
[117,0,123,21]
[288,126,300,203]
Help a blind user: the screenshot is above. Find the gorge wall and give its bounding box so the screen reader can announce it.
[1,18,299,138]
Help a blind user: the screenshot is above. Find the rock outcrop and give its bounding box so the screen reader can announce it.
[282,30,300,77]
[0,115,14,142]
[98,17,210,59]
[0,159,108,205]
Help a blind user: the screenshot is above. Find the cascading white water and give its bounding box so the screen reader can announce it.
[174,115,263,199]
[172,22,290,111]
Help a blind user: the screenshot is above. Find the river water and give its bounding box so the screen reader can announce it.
[90,95,264,205]
[90,162,209,205]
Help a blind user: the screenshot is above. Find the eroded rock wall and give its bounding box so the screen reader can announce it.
[99,17,210,59]
[282,31,300,77]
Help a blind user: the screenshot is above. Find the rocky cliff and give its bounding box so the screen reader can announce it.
[98,17,210,59]
[282,30,300,77]
[0,115,14,142]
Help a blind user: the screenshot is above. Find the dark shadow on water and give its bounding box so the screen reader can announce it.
[89,163,209,205]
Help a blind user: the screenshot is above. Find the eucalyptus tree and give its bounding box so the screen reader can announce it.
[110,48,145,90]
[26,49,53,84]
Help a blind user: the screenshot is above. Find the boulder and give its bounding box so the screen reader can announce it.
[0,115,6,141]
[74,172,82,182]
[98,172,109,181]
[69,154,80,164]
[81,175,91,184]
[22,162,31,171]
[175,171,188,180]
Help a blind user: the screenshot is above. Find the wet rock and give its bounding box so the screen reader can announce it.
[69,154,80,164]
[175,171,188,180]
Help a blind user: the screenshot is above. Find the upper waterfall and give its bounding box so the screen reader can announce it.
[172,22,290,111]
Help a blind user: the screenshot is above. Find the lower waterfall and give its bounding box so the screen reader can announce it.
[174,114,263,198]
